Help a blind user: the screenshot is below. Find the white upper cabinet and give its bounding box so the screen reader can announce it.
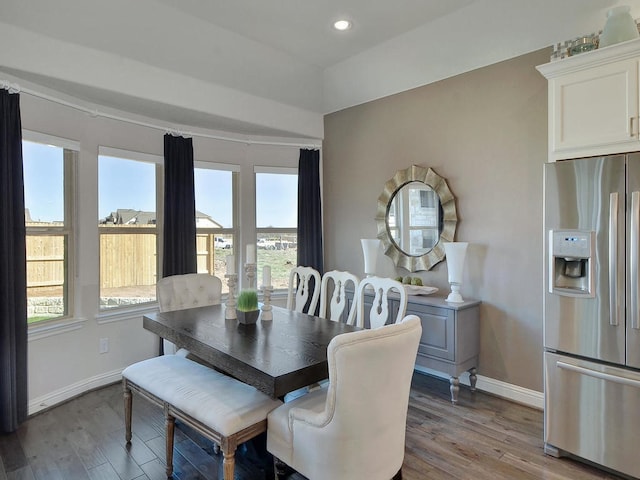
[538,39,640,161]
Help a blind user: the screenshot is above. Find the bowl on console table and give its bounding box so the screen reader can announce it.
[403,285,438,296]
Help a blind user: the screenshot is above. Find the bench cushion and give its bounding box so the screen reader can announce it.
[123,355,282,436]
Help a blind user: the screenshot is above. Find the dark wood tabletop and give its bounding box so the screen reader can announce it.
[143,304,358,399]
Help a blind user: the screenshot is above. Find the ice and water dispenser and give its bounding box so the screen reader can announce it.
[548,230,595,297]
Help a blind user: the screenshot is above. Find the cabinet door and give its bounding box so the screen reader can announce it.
[409,303,455,361]
[550,58,639,159]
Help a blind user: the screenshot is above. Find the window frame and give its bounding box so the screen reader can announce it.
[254,166,298,291]
[254,165,298,235]
[23,130,78,326]
[194,161,239,289]
[97,146,163,311]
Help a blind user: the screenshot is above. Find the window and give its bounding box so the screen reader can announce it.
[23,133,77,324]
[194,163,238,293]
[98,148,161,310]
[255,167,298,289]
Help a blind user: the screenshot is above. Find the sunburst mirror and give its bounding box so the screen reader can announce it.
[375,165,458,272]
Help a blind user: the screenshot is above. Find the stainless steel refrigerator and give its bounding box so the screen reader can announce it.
[544,154,640,478]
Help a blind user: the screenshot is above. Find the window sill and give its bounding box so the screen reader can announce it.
[96,303,159,325]
[28,317,87,342]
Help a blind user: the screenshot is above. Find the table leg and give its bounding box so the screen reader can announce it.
[449,376,459,404]
[123,383,132,444]
[469,367,477,392]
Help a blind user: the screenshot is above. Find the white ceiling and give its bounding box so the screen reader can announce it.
[1,0,640,138]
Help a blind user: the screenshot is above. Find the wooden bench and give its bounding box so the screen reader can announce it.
[122,355,282,479]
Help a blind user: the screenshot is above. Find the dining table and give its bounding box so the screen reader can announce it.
[143,304,359,399]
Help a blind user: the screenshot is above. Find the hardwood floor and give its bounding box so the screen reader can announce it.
[0,372,627,480]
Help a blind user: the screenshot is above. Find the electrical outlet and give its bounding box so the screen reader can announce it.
[99,337,109,354]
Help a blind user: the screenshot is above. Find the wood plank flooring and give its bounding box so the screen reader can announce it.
[0,372,627,479]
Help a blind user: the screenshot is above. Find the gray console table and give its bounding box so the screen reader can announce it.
[346,291,480,404]
[408,295,480,404]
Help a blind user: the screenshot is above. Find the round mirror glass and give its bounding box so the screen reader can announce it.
[375,166,457,272]
[387,181,443,256]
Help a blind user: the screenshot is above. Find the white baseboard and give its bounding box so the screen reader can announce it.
[413,365,544,410]
[28,365,544,416]
[29,368,123,415]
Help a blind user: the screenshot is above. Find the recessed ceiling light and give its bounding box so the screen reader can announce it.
[333,19,352,31]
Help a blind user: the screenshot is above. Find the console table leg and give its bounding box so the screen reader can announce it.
[469,367,477,392]
[449,376,459,404]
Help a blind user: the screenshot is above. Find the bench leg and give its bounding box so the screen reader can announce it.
[123,381,132,444]
[165,408,175,478]
[222,448,237,480]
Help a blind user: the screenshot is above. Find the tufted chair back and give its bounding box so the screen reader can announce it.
[157,273,222,355]
[157,273,222,313]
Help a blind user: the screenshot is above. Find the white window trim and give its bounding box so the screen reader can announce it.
[254,168,298,291]
[195,160,240,172]
[98,147,162,312]
[194,165,239,288]
[23,130,80,151]
[96,302,159,325]
[28,317,86,342]
[24,133,78,327]
[254,165,297,175]
[99,146,163,165]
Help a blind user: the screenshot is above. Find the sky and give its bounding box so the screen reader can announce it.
[22,141,298,228]
[23,141,64,222]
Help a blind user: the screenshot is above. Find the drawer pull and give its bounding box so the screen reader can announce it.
[557,360,640,388]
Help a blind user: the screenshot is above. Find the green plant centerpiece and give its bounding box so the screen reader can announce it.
[236,289,259,324]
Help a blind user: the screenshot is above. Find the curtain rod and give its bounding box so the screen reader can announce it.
[1,79,322,149]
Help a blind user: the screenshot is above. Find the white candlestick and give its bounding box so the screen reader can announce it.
[262,265,271,287]
[261,286,273,321]
[246,244,256,264]
[226,255,235,275]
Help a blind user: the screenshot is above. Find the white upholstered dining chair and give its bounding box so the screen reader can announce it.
[347,276,407,329]
[286,266,321,314]
[156,273,222,355]
[318,270,360,322]
[267,315,422,480]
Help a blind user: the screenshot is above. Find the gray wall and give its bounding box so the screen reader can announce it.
[323,48,549,392]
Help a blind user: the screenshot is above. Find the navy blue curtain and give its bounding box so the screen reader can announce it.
[297,149,323,274]
[0,89,28,433]
[162,134,197,277]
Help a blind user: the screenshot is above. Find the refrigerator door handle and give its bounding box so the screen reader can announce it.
[632,192,640,330]
[609,192,619,326]
[557,360,640,389]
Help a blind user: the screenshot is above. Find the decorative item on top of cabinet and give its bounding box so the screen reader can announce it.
[537,38,640,161]
[345,290,480,404]
[599,5,639,48]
